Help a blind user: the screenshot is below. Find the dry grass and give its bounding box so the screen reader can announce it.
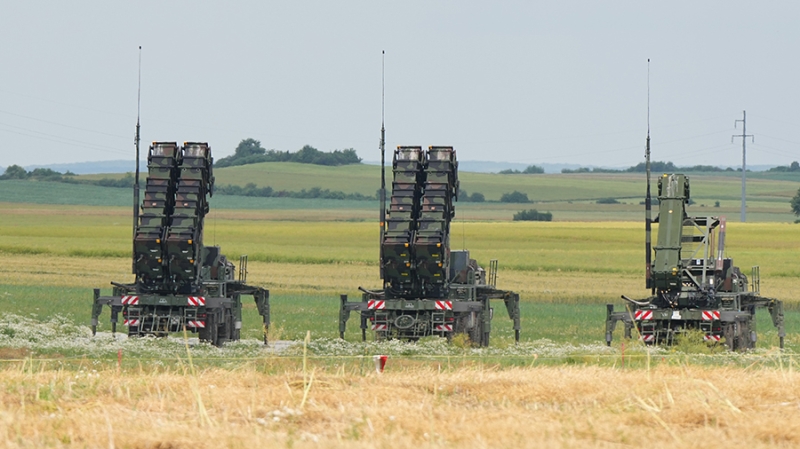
[1,362,799,448]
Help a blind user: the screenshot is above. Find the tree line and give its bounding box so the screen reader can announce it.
[562,161,747,174]
[497,165,544,174]
[215,139,361,168]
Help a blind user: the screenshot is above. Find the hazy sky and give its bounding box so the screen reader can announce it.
[1,1,798,168]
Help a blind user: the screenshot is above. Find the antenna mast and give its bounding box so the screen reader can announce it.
[379,50,386,280]
[132,46,142,274]
[645,59,653,291]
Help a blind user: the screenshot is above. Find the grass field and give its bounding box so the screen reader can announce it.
[0,203,798,344]
[2,194,800,447]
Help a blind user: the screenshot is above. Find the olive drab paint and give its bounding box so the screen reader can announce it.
[92,142,270,347]
[340,146,521,346]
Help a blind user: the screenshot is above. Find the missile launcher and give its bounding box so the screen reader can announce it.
[606,168,785,350]
[91,142,270,346]
[339,146,520,346]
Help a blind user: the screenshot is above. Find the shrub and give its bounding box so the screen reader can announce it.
[500,191,530,203]
[513,209,552,221]
[469,192,485,202]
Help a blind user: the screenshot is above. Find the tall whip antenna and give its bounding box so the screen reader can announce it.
[645,58,653,292]
[379,50,386,280]
[132,46,142,274]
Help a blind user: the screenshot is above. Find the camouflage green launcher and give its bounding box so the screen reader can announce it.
[92,142,270,346]
[339,146,520,346]
[606,173,785,350]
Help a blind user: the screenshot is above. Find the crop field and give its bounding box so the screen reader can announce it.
[29,162,800,222]
[1,198,800,447]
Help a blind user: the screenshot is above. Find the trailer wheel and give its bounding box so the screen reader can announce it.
[722,318,752,352]
[218,310,234,346]
[464,314,483,347]
[199,314,219,346]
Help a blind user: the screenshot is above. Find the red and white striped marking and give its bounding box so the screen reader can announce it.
[435,300,453,310]
[371,324,388,331]
[641,334,655,342]
[368,300,385,310]
[704,335,721,342]
[434,324,453,332]
[634,310,653,321]
[123,319,139,326]
[121,296,139,305]
[186,320,205,328]
[187,296,206,306]
[701,310,720,321]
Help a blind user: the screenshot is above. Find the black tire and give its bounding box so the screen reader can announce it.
[722,319,752,352]
[199,314,219,346]
[218,310,233,346]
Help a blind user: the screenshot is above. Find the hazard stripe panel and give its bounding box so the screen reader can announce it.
[123,319,140,326]
[434,300,453,310]
[634,310,653,321]
[371,324,388,331]
[121,296,139,305]
[368,300,385,310]
[704,335,721,342]
[641,335,655,342]
[701,310,720,321]
[187,296,206,306]
[186,320,206,328]
[434,324,453,332]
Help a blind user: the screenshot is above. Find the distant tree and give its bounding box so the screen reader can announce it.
[498,165,544,175]
[791,188,800,217]
[295,145,319,163]
[596,198,619,204]
[500,191,530,203]
[234,138,266,158]
[562,167,591,174]
[29,168,63,179]
[626,161,677,173]
[469,192,485,202]
[0,165,28,179]
[522,165,545,174]
[768,161,800,173]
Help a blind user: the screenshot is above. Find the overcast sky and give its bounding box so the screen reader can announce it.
[1,1,798,169]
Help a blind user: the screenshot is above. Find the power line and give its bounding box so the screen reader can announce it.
[0,126,127,155]
[0,109,128,139]
[732,111,754,222]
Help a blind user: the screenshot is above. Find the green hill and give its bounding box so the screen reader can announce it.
[8,163,800,222]
[78,161,800,202]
